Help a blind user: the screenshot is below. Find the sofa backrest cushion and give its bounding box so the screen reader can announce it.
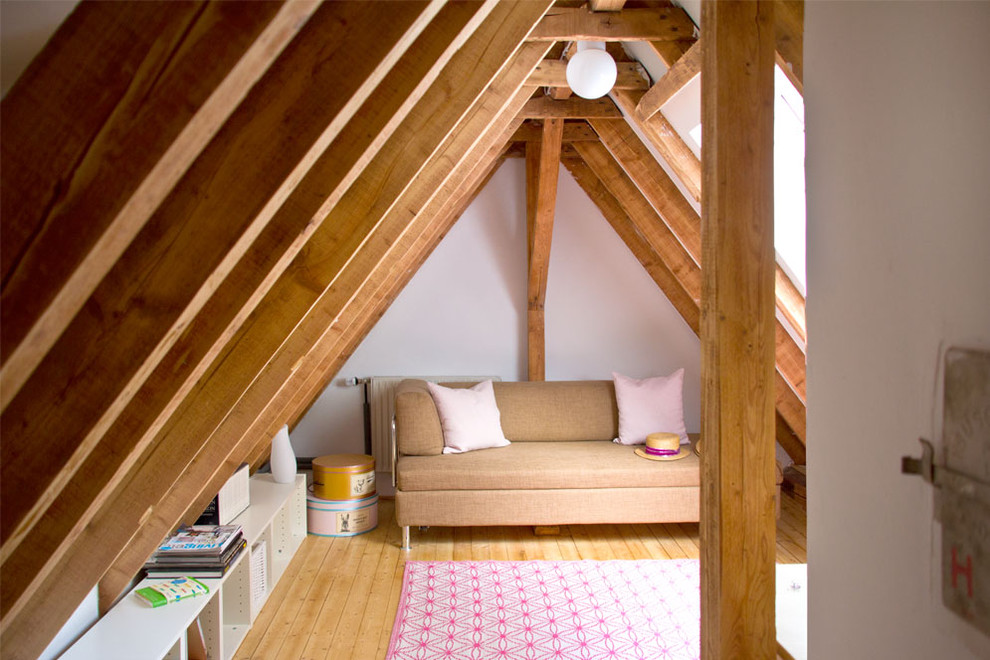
[493,380,618,442]
[395,379,619,455]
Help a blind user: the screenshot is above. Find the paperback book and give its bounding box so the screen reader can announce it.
[134,577,209,608]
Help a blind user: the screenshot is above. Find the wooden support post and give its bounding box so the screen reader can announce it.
[700,1,777,658]
[527,118,563,381]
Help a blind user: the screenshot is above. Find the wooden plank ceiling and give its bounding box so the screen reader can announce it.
[0,1,804,656]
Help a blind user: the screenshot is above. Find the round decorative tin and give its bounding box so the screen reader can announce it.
[306,489,378,537]
[312,453,375,501]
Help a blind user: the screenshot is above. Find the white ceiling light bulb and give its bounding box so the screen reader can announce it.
[565,41,617,99]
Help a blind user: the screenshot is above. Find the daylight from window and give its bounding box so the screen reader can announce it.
[773,65,807,295]
[683,65,807,295]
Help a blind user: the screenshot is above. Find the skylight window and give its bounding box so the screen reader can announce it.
[774,65,807,295]
[681,67,805,294]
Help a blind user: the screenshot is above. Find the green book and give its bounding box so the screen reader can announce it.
[135,577,210,608]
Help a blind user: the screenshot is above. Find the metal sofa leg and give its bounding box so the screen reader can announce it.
[402,526,411,551]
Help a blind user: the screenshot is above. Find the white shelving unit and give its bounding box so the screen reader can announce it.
[63,474,306,660]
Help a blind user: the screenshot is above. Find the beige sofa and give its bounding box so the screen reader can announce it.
[393,379,709,549]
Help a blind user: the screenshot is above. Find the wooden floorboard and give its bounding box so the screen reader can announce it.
[240,490,807,659]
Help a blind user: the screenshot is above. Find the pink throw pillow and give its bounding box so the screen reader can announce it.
[612,370,689,446]
[427,381,510,454]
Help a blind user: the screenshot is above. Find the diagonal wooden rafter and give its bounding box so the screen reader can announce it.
[0,0,477,608]
[527,117,564,381]
[1,0,454,611]
[589,118,702,265]
[635,38,702,122]
[775,0,804,93]
[0,3,560,656]
[592,118,807,346]
[0,1,320,410]
[611,86,702,203]
[590,122,806,455]
[623,0,804,203]
[95,33,556,614]
[4,0,503,614]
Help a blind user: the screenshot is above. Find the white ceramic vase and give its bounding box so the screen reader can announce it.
[270,424,297,483]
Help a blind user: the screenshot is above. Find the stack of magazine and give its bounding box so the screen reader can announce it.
[144,524,245,579]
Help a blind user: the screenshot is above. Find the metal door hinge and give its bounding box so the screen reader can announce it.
[903,438,990,502]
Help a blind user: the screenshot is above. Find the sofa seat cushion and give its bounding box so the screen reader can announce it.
[397,439,700,492]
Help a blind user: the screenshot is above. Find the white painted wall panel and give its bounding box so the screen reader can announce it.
[806,2,990,657]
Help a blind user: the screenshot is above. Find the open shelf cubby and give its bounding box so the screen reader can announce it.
[63,474,306,660]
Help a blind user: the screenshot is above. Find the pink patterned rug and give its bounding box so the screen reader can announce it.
[386,559,700,660]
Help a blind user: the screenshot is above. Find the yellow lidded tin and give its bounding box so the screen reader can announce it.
[312,454,375,501]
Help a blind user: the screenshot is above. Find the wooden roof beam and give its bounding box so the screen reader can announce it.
[589,118,701,265]
[27,0,500,612]
[527,118,564,381]
[591,118,806,345]
[635,38,702,122]
[1,0,455,634]
[775,0,804,94]
[529,6,696,41]
[609,50,807,346]
[518,95,622,118]
[526,59,649,91]
[646,1,801,93]
[0,1,319,410]
[777,269,807,343]
[611,87,702,203]
[512,120,599,142]
[95,29,556,612]
[0,1,540,653]
[648,39,696,68]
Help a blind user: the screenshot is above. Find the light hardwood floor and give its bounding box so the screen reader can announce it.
[236,491,807,659]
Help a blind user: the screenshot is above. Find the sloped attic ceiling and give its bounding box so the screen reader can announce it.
[0,1,804,656]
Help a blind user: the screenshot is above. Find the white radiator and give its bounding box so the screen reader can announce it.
[365,376,499,473]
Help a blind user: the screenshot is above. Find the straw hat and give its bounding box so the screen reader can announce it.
[634,432,691,461]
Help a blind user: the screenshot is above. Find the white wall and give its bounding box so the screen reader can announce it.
[291,157,701,461]
[806,2,990,658]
